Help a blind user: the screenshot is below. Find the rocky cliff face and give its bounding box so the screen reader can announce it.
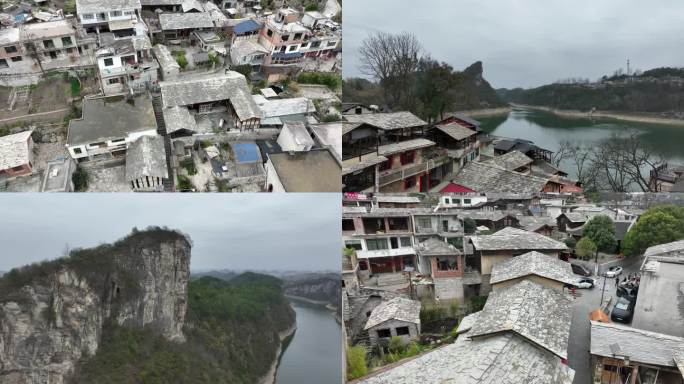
[284,274,341,308]
[0,229,191,384]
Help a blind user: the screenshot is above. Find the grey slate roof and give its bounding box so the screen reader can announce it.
[416,238,461,256]
[68,96,157,146]
[159,72,260,121]
[141,0,183,5]
[153,44,180,71]
[364,297,421,330]
[456,311,480,334]
[561,212,589,223]
[159,12,214,30]
[377,138,435,156]
[356,332,574,384]
[0,130,32,170]
[433,122,477,141]
[481,150,533,171]
[644,240,684,257]
[490,251,576,286]
[468,280,572,359]
[374,195,421,204]
[675,349,684,376]
[162,106,197,134]
[342,155,388,175]
[344,111,427,131]
[470,227,568,251]
[77,0,141,14]
[518,216,556,232]
[125,135,168,180]
[452,162,549,194]
[256,97,315,118]
[590,321,684,367]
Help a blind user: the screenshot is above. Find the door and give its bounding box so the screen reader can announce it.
[419,173,429,192]
[442,220,449,232]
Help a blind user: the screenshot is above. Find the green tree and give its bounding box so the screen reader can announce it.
[622,205,684,256]
[346,345,368,380]
[564,237,577,249]
[72,166,89,192]
[463,217,476,234]
[582,215,616,252]
[576,237,597,260]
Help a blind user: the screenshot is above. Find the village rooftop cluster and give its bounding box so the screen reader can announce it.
[342,192,684,383]
[0,0,342,192]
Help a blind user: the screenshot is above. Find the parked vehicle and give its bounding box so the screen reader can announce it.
[616,285,638,303]
[571,264,592,277]
[604,266,623,278]
[575,277,595,289]
[610,297,635,323]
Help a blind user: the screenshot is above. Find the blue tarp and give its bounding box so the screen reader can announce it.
[231,142,261,163]
[234,20,262,35]
[271,52,304,60]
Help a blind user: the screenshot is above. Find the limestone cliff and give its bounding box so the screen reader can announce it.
[0,228,191,384]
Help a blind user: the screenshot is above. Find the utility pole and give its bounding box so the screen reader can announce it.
[599,273,607,306]
[627,59,631,76]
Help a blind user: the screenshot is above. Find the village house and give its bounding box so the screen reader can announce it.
[427,114,482,177]
[230,39,269,68]
[343,112,428,158]
[356,280,575,384]
[590,321,684,384]
[76,0,142,35]
[152,44,180,80]
[258,8,310,66]
[364,297,421,349]
[414,238,472,301]
[556,211,589,232]
[66,95,158,161]
[0,130,34,177]
[632,240,684,338]
[373,195,421,209]
[96,35,157,95]
[159,72,261,131]
[436,193,488,208]
[489,251,577,292]
[158,12,214,40]
[449,161,553,195]
[264,148,340,192]
[40,157,75,192]
[492,137,552,162]
[140,0,183,12]
[469,226,568,291]
[411,210,463,243]
[275,121,314,152]
[252,95,316,127]
[649,163,684,192]
[125,135,168,191]
[227,19,262,43]
[309,122,342,163]
[517,215,557,236]
[455,210,520,231]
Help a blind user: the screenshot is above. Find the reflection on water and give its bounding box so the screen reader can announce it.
[275,300,342,384]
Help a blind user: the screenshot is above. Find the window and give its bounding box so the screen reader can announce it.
[362,218,384,234]
[4,45,17,54]
[107,78,119,84]
[61,37,72,46]
[403,176,416,190]
[111,10,122,17]
[104,58,114,66]
[376,329,391,338]
[82,13,94,19]
[293,33,302,40]
[464,199,471,204]
[300,42,309,49]
[310,41,321,48]
[83,44,89,50]
[388,218,408,231]
[66,47,74,54]
[342,219,355,231]
[327,40,337,47]
[344,240,362,251]
[282,34,290,41]
[400,237,411,247]
[379,156,392,171]
[124,10,135,15]
[288,45,297,51]
[266,29,273,37]
[12,165,25,171]
[10,56,22,62]
[73,147,82,154]
[400,151,415,165]
[443,197,451,204]
[0,59,7,68]
[396,327,410,336]
[43,40,55,49]
[366,238,388,251]
[417,217,431,229]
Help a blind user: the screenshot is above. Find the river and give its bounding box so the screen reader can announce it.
[275,299,342,384]
[478,107,684,180]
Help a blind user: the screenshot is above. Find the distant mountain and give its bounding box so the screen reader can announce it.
[498,66,684,115]
[282,273,341,310]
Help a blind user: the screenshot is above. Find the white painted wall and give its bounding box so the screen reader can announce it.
[264,158,286,192]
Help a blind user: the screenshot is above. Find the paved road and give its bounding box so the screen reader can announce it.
[568,256,643,384]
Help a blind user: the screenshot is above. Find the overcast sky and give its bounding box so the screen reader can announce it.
[0,194,340,272]
[343,0,684,88]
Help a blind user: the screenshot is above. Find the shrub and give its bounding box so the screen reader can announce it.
[177,175,194,191]
[322,113,340,122]
[297,72,342,90]
[576,237,597,260]
[180,158,197,175]
[564,237,577,249]
[346,345,368,380]
[70,78,80,97]
[72,166,89,192]
[174,53,187,69]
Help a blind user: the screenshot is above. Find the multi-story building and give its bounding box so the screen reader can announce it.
[96,35,158,95]
[258,8,310,66]
[76,0,142,35]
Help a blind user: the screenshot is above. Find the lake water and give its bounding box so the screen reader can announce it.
[275,300,342,384]
[478,107,684,180]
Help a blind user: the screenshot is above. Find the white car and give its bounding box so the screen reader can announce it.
[604,266,623,278]
[575,277,595,289]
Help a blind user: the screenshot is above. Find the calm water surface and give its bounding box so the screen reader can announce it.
[275,300,342,384]
[479,108,684,179]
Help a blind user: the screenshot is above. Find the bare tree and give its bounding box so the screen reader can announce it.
[551,140,572,167]
[614,133,667,192]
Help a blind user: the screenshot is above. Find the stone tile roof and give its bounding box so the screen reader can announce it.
[0,130,32,171]
[416,238,461,256]
[141,0,183,5]
[231,39,269,59]
[364,297,421,330]
[342,155,387,175]
[675,349,684,377]
[561,212,589,223]
[77,0,141,14]
[160,72,260,121]
[344,111,427,131]
[159,12,214,30]
[469,280,572,359]
[481,150,533,171]
[162,106,196,134]
[452,162,549,194]
[356,332,574,384]
[590,321,684,367]
[433,122,477,141]
[470,227,568,251]
[342,121,363,135]
[644,240,684,257]
[152,44,180,71]
[125,135,168,180]
[374,195,421,204]
[490,251,576,286]
[518,216,556,232]
[255,97,315,118]
[377,138,435,156]
[268,149,340,192]
[456,311,480,334]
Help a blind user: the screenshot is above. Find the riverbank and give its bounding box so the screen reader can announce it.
[286,294,341,323]
[459,107,511,118]
[513,103,684,126]
[258,319,297,384]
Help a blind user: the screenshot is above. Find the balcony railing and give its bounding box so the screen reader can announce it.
[378,157,451,186]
